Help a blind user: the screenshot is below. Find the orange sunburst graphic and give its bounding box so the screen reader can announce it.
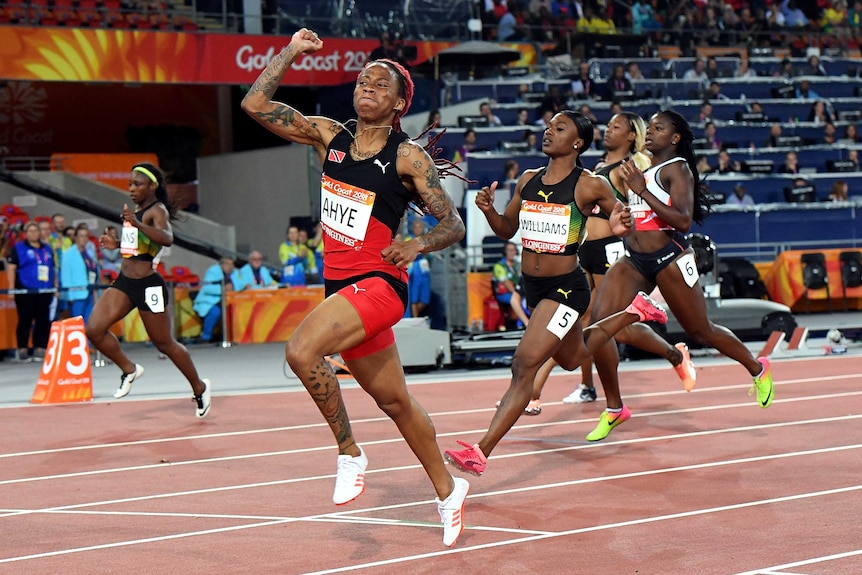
[0,27,193,83]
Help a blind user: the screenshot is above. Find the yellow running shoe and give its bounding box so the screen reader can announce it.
[586,406,631,442]
[749,357,774,408]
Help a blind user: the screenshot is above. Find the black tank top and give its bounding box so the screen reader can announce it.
[518,166,586,256]
[319,128,412,281]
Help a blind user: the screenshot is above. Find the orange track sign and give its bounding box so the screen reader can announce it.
[31,316,94,404]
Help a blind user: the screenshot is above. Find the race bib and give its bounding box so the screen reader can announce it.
[676,252,699,288]
[547,302,579,340]
[519,200,570,253]
[604,240,625,265]
[144,286,165,313]
[320,175,375,250]
[120,222,138,257]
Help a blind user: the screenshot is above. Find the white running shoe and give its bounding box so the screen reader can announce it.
[114,364,144,399]
[194,379,212,418]
[437,476,469,547]
[562,383,597,404]
[333,446,368,505]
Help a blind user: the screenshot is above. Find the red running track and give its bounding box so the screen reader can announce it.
[1,354,861,574]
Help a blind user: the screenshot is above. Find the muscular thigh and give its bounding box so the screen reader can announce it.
[515,298,579,367]
[656,250,710,333]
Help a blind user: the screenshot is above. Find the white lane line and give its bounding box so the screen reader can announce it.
[732,549,862,575]
[1,441,860,523]
[1,412,861,488]
[0,372,859,460]
[1,478,859,567]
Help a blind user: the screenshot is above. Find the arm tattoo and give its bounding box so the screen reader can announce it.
[248,45,298,100]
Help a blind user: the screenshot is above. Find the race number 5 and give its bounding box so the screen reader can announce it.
[41,327,90,376]
[547,303,580,340]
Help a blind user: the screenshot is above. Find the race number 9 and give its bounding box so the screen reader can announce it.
[145,286,166,313]
[41,328,90,376]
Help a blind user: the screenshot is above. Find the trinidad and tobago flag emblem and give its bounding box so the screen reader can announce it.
[328,149,346,163]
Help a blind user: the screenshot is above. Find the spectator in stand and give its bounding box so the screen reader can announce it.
[278,225,311,287]
[497,5,518,41]
[367,30,409,67]
[453,128,477,163]
[796,79,821,100]
[626,62,645,81]
[766,123,784,147]
[726,183,755,206]
[736,7,763,41]
[491,241,529,329]
[523,129,539,150]
[239,250,277,289]
[605,65,632,101]
[306,222,324,283]
[705,57,723,79]
[823,122,838,145]
[0,216,13,264]
[609,100,623,117]
[60,223,98,324]
[576,5,616,58]
[683,57,709,84]
[631,0,657,34]
[100,224,121,280]
[717,148,741,173]
[808,99,834,123]
[193,256,243,343]
[783,0,810,28]
[540,84,565,114]
[778,151,801,174]
[773,58,796,78]
[696,153,714,174]
[479,101,503,127]
[765,0,786,28]
[850,0,862,39]
[514,107,530,126]
[841,123,859,143]
[829,179,850,202]
[749,101,766,117]
[694,101,713,124]
[501,159,520,184]
[578,103,598,124]
[848,148,860,169]
[822,0,851,40]
[6,222,55,363]
[805,54,828,75]
[297,228,320,283]
[404,218,432,318]
[426,109,441,129]
[704,121,722,150]
[707,80,730,101]
[569,61,597,100]
[534,109,554,129]
[735,58,758,79]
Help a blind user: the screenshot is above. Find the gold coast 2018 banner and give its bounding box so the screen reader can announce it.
[0,26,537,86]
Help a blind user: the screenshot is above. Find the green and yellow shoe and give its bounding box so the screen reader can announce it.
[586,406,631,442]
[750,357,774,408]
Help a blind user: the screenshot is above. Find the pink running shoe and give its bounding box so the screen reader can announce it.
[625,291,668,324]
[444,441,487,476]
[673,342,697,392]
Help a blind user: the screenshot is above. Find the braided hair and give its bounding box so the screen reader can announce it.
[655,110,711,225]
